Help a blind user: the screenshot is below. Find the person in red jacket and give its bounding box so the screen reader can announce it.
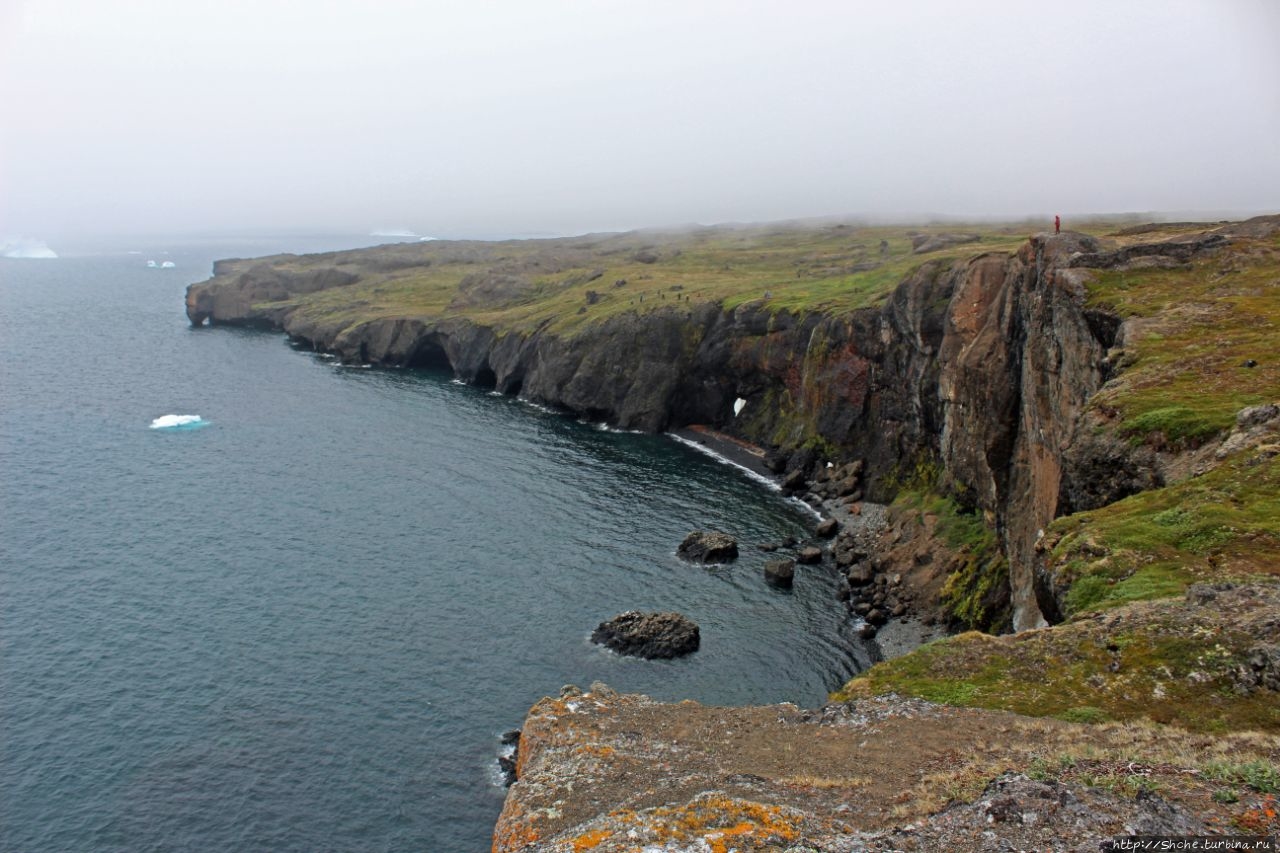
[1055,215,1061,234]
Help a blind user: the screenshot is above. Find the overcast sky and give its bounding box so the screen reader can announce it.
[2,0,1278,240]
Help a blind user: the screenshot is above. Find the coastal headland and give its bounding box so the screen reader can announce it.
[187,216,1280,848]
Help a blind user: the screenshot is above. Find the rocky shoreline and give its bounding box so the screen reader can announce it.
[667,425,947,656]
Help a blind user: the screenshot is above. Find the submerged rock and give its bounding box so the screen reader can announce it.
[591,611,700,659]
[763,558,795,588]
[677,530,739,563]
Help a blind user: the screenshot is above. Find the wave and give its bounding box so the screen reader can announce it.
[149,414,207,430]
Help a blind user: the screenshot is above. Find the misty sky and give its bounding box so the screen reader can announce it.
[2,0,1278,240]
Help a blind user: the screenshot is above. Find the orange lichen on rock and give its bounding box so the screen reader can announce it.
[634,795,803,852]
[569,828,613,851]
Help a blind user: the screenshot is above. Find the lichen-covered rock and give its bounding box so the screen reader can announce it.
[590,611,700,659]
[677,530,739,563]
[491,688,1226,853]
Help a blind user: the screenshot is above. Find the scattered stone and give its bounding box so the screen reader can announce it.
[591,611,700,659]
[866,609,887,626]
[1233,644,1280,693]
[1243,359,1258,368]
[796,546,823,565]
[764,559,796,589]
[815,518,839,538]
[858,623,878,639]
[677,530,739,563]
[756,542,779,553]
[781,535,798,548]
[1237,403,1278,428]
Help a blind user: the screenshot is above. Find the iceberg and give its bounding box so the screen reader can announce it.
[2,236,58,259]
[160,261,176,268]
[149,414,207,430]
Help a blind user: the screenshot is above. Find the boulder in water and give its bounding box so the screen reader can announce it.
[591,611,700,659]
[763,559,795,589]
[677,530,739,563]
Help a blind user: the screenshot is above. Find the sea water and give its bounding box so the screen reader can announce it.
[0,236,871,852]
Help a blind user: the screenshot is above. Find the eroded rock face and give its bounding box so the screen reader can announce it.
[590,612,700,659]
[677,530,739,563]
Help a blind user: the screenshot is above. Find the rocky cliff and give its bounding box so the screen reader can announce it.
[186,226,1187,629]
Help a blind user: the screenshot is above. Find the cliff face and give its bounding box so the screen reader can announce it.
[187,231,1122,628]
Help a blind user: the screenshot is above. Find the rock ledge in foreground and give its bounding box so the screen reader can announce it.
[591,611,700,659]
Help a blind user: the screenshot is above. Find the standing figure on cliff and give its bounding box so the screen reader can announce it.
[1055,215,1061,234]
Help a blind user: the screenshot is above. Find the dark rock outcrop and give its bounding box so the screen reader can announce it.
[677,530,739,563]
[590,611,700,659]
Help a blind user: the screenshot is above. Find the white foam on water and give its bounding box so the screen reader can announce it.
[667,433,818,518]
[149,414,207,430]
[518,399,558,415]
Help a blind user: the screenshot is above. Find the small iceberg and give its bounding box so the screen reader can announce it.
[146,260,157,268]
[160,261,176,268]
[149,414,208,430]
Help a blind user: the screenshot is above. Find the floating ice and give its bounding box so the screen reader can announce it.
[146,260,157,268]
[160,261,176,268]
[149,414,207,430]
[370,228,418,238]
[2,236,58,259]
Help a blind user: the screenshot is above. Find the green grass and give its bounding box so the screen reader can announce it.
[1203,760,1280,794]
[833,583,1280,732]
[1085,234,1280,446]
[1044,453,1280,616]
[232,221,1038,339]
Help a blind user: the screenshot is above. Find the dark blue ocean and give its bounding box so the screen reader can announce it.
[0,236,870,852]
